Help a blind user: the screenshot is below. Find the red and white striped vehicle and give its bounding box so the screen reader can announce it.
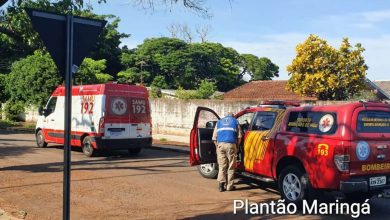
[35,83,152,157]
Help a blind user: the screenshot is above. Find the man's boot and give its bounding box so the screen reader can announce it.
[219,182,226,192]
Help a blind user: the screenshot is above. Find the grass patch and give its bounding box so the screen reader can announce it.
[159,138,168,141]
[22,122,36,129]
[0,120,16,129]
[0,120,35,130]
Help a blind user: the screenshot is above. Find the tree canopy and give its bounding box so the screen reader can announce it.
[287,35,368,100]
[6,50,62,106]
[120,37,274,92]
[0,0,129,76]
[240,54,279,80]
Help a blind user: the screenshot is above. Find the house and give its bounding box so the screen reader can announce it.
[369,80,390,100]
[223,80,317,102]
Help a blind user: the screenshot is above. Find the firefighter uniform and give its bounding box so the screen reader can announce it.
[212,114,242,191]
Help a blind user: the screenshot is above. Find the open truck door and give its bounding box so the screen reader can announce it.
[190,107,220,166]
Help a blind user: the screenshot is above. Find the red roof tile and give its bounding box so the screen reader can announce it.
[223,80,317,101]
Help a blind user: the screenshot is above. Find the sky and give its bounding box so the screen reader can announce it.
[93,0,390,81]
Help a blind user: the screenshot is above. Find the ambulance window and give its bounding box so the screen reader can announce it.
[287,111,337,135]
[46,97,57,114]
[357,111,390,133]
[251,112,277,131]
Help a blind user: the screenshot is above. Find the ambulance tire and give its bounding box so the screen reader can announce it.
[128,148,142,156]
[36,130,48,148]
[82,136,96,157]
[278,166,312,206]
[197,163,218,179]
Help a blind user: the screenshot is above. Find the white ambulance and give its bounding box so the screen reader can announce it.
[35,83,152,157]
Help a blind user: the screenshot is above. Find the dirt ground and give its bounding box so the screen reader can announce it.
[0,130,389,220]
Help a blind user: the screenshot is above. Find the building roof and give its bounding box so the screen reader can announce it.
[223,80,317,101]
[373,80,390,99]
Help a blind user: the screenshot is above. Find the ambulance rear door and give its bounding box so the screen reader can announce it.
[189,107,220,166]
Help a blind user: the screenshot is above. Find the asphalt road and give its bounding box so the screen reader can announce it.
[0,130,389,220]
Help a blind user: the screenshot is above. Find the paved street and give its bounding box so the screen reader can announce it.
[0,130,389,220]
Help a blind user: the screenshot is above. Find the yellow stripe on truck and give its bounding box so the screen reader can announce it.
[243,109,285,172]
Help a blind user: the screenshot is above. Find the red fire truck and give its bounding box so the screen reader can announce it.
[190,101,390,203]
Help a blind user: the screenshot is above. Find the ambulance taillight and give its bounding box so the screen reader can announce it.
[98,117,105,135]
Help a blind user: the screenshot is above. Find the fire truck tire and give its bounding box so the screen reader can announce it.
[128,148,142,155]
[82,136,96,157]
[36,130,48,148]
[278,166,312,205]
[197,163,218,179]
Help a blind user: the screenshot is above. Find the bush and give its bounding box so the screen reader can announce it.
[151,76,168,89]
[176,80,217,100]
[196,80,216,99]
[4,100,25,121]
[175,87,201,100]
[150,86,162,98]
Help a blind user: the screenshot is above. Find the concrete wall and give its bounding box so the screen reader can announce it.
[150,99,258,136]
[5,99,356,137]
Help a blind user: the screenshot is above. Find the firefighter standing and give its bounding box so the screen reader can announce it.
[212,112,242,192]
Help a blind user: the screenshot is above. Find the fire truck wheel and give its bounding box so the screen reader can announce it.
[36,130,48,148]
[197,163,218,179]
[82,136,96,157]
[128,148,142,155]
[278,166,311,205]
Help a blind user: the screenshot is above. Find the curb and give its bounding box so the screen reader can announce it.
[150,144,189,153]
[2,127,35,134]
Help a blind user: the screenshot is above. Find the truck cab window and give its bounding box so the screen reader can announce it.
[251,112,276,131]
[237,112,254,133]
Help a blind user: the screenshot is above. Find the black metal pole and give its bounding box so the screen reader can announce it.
[63,14,73,220]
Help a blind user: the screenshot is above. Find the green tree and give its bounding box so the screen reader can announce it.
[196,80,216,98]
[187,42,242,91]
[74,58,111,85]
[287,35,367,100]
[0,0,129,76]
[0,74,8,103]
[151,76,168,89]
[6,50,62,107]
[240,54,279,80]
[117,68,139,84]
[95,73,113,83]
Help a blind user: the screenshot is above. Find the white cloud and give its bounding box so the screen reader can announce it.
[314,9,390,31]
[361,10,390,23]
[223,33,308,79]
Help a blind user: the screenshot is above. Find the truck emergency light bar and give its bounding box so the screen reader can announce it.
[258,100,301,109]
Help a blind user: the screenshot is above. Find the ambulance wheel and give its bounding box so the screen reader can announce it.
[82,136,96,157]
[197,163,218,179]
[128,148,142,155]
[278,166,312,205]
[36,130,47,148]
